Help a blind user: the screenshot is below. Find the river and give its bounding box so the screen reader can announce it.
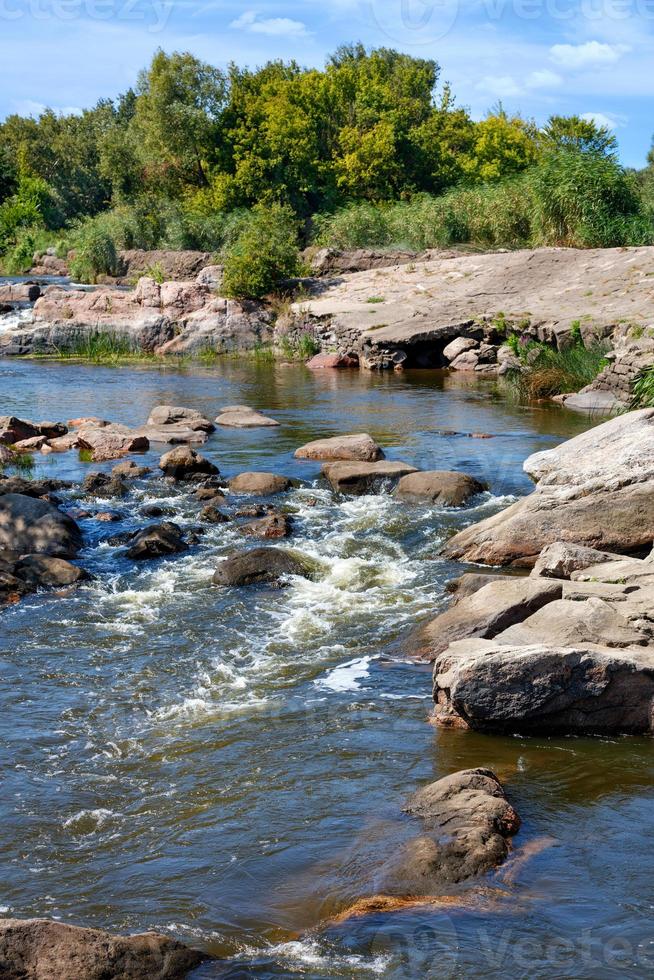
[1,356,653,979]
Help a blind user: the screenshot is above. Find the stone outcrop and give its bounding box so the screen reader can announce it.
[530,541,625,579]
[433,638,654,735]
[395,471,487,507]
[213,547,315,586]
[322,460,418,495]
[377,769,520,894]
[77,423,149,462]
[294,433,383,462]
[0,494,82,557]
[215,406,279,428]
[414,577,562,661]
[443,409,654,565]
[0,917,206,980]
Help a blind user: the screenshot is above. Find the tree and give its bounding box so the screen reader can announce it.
[463,111,539,182]
[542,115,617,156]
[134,50,226,190]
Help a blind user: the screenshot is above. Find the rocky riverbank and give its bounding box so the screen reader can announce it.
[2,247,654,410]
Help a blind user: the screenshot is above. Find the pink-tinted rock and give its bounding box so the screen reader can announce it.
[306,353,358,370]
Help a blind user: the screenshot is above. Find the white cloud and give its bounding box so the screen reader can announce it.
[12,99,82,117]
[476,74,520,98]
[526,69,562,90]
[230,10,310,37]
[580,111,626,130]
[549,41,629,71]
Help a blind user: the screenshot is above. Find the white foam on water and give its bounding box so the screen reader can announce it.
[315,656,373,693]
[62,808,118,833]
[231,939,391,975]
[0,308,33,335]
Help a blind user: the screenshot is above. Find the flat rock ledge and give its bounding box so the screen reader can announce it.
[322,460,418,495]
[0,917,207,980]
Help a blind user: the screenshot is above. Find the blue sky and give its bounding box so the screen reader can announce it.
[0,0,652,166]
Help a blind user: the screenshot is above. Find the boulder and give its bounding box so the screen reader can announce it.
[449,350,480,371]
[13,554,88,588]
[0,283,40,303]
[446,572,517,601]
[0,416,41,445]
[12,436,47,451]
[239,512,292,539]
[77,423,149,462]
[294,433,383,462]
[305,353,358,370]
[229,472,291,495]
[200,504,231,524]
[159,446,219,481]
[146,405,215,433]
[111,460,150,479]
[378,769,520,891]
[125,522,188,560]
[414,577,562,661]
[530,541,625,580]
[36,421,67,439]
[0,477,69,499]
[213,547,314,586]
[496,596,653,648]
[571,557,654,587]
[215,406,279,428]
[0,494,82,557]
[0,917,206,980]
[443,409,654,566]
[196,264,224,289]
[432,638,654,734]
[443,337,478,362]
[396,471,487,506]
[47,434,79,452]
[82,473,127,498]
[322,460,418,495]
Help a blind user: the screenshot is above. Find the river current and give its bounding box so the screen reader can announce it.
[1,357,652,979]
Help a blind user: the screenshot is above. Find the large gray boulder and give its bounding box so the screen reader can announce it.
[495,596,653,648]
[530,541,624,579]
[414,577,562,661]
[294,433,383,462]
[0,495,82,557]
[215,405,279,428]
[77,423,149,462]
[377,769,520,893]
[396,471,487,506]
[159,446,219,481]
[322,460,418,495]
[432,638,654,734]
[147,405,214,432]
[443,409,654,565]
[125,523,188,561]
[0,917,206,980]
[229,472,291,495]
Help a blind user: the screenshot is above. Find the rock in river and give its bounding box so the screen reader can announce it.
[0,916,207,980]
[322,460,418,495]
[159,446,219,481]
[396,471,487,506]
[432,638,654,735]
[377,769,520,893]
[125,522,188,560]
[215,405,279,428]
[0,494,82,557]
[77,423,149,462]
[294,433,384,462]
[213,547,314,586]
[443,408,654,565]
[229,472,292,495]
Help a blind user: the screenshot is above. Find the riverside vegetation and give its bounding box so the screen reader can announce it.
[3,45,654,296]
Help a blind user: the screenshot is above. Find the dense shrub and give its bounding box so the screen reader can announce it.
[503,335,610,399]
[221,204,301,299]
[69,225,118,282]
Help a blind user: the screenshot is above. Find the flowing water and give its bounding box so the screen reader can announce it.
[1,357,652,979]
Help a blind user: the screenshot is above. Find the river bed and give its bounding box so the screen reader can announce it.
[1,357,653,979]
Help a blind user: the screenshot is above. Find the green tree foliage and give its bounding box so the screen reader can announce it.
[221,203,301,298]
[542,114,617,156]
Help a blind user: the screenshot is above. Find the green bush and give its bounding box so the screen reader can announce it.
[1,225,53,274]
[221,204,301,299]
[69,226,118,282]
[504,336,610,399]
[631,367,654,408]
[528,150,644,247]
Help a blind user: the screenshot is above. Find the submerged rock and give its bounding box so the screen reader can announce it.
[322,460,418,495]
[0,916,207,980]
[294,433,383,462]
[0,494,82,557]
[229,472,292,495]
[213,547,314,586]
[433,638,654,734]
[377,769,520,894]
[396,471,487,506]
